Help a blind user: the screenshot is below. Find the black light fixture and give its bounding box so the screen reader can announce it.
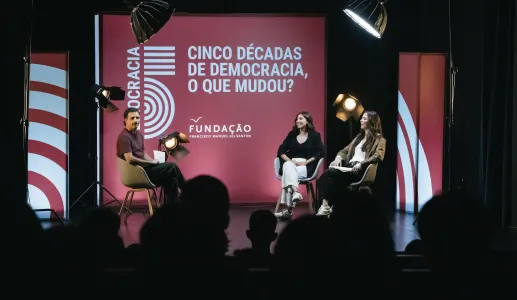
[334,94,365,122]
[69,85,126,210]
[334,94,365,140]
[344,0,388,39]
[90,84,125,112]
[159,132,190,161]
[125,0,175,44]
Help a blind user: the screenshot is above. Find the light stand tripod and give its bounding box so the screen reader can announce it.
[446,0,457,194]
[414,0,456,227]
[348,118,354,141]
[70,180,121,209]
[69,99,122,210]
[21,0,64,224]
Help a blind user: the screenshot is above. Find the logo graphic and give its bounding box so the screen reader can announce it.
[190,117,203,122]
[127,45,176,139]
[189,117,252,139]
[143,46,176,76]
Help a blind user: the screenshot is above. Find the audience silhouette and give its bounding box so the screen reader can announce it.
[14,175,516,294]
[234,209,278,269]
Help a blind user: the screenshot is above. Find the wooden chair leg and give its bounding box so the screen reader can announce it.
[151,188,160,207]
[150,189,156,205]
[315,179,318,203]
[158,187,164,207]
[274,189,283,213]
[124,191,135,224]
[305,183,314,214]
[119,191,131,216]
[309,182,317,213]
[128,191,135,211]
[146,189,154,216]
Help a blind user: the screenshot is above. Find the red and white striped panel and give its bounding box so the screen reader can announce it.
[397,91,433,213]
[28,53,69,219]
[397,53,445,213]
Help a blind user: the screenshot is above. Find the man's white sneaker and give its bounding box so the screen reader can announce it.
[316,205,333,216]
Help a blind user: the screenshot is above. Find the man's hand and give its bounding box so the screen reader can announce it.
[151,159,160,164]
[351,163,362,174]
[329,158,342,167]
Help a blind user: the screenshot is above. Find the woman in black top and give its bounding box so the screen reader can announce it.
[275,111,325,219]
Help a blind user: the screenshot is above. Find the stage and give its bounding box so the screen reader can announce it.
[41,204,517,254]
[59,205,420,252]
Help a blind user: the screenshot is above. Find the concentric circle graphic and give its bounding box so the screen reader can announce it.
[142,77,175,139]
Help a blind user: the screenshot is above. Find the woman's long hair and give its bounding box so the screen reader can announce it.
[291,111,315,134]
[351,111,383,152]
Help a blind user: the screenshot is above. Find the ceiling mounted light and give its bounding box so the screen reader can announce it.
[125,0,175,44]
[344,0,388,39]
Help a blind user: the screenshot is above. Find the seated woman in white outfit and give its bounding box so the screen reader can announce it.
[275,111,325,219]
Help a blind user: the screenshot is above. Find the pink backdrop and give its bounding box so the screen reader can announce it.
[98,15,326,204]
[397,53,445,212]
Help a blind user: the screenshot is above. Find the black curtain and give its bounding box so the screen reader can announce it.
[8,1,31,206]
[479,0,514,228]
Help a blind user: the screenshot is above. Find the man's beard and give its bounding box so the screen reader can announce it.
[130,124,139,132]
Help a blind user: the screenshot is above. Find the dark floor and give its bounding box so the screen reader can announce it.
[41,205,517,253]
[114,205,417,252]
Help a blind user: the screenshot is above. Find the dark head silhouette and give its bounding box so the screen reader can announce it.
[246,209,278,247]
[416,191,492,265]
[273,215,335,273]
[179,175,230,230]
[405,239,424,254]
[331,191,397,282]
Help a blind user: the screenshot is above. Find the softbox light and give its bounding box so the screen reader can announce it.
[91,84,125,112]
[126,0,175,44]
[344,0,388,39]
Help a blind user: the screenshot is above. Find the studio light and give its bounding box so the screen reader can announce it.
[162,132,189,151]
[70,84,126,210]
[159,132,190,161]
[90,84,125,112]
[125,0,175,44]
[344,0,388,39]
[334,94,365,122]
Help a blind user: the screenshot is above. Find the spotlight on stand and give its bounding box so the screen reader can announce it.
[125,0,175,44]
[334,94,365,121]
[344,0,388,39]
[69,84,126,211]
[334,94,365,139]
[159,132,190,161]
[90,84,125,112]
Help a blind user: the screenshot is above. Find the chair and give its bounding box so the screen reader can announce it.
[348,163,378,194]
[273,157,324,214]
[117,158,161,223]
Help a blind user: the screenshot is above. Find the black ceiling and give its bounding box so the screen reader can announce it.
[32,0,341,14]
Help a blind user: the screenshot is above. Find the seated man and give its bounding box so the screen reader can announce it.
[117,107,186,204]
